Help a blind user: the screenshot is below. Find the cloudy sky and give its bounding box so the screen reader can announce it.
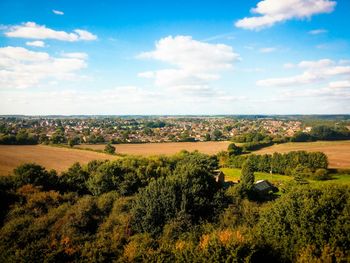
[0,0,349,115]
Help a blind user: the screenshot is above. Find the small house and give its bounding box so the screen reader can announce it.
[253,180,278,195]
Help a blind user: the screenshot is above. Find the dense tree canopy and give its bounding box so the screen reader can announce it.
[229,151,328,175]
[258,185,350,262]
[0,152,348,262]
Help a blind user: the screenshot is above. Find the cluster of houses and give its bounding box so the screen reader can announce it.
[1,116,315,143]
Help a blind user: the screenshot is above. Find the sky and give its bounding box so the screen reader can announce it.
[0,0,350,115]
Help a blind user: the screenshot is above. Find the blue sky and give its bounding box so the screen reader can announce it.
[0,0,349,115]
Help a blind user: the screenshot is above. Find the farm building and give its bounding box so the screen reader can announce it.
[253,180,278,195]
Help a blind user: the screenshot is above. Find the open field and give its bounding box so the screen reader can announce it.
[254,141,350,169]
[221,168,293,186]
[0,145,118,176]
[221,168,350,186]
[76,141,232,156]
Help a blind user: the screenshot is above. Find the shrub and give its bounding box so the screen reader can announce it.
[104,143,116,154]
[311,168,332,181]
[227,143,242,156]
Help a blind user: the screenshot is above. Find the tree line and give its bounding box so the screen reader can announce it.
[230,126,350,153]
[228,151,328,176]
[291,125,350,142]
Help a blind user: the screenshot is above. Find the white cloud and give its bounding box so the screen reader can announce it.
[257,59,350,87]
[137,35,240,96]
[25,40,45,47]
[73,29,97,41]
[309,29,328,35]
[281,86,350,100]
[339,60,350,65]
[0,46,87,89]
[235,0,336,30]
[52,10,64,15]
[61,52,88,59]
[329,80,350,89]
[259,47,276,53]
[5,22,97,41]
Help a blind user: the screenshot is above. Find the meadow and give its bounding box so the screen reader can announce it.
[76,141,231,156]
[0,145,118,176]
[221,167,350,186]
[254,140,350,168]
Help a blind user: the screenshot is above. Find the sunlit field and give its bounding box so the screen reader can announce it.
[254,141,350,168]
[76,141,232,156]
[0,145,118,175]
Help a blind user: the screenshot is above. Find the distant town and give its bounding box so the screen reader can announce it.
[1,115,349,145]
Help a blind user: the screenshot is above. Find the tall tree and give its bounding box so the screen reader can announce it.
[240,161,255,190]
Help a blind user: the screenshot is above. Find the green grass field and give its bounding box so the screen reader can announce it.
[220,167,350,186]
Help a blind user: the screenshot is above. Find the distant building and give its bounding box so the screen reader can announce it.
[214,170,225,185]
[253,180,278,195]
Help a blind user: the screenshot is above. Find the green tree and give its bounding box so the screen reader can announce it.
[59,163,89,194]
[257,185,350,261]
[13,163,58,190]
[212,129,223,141]
[205,133,211,141]
[290,131,314,142]
[51,129,66,144]
[68,137,80,148]
[227,143,242,156]
[240,161,255,190]
[131,160,217,236]
[104,143,116,154]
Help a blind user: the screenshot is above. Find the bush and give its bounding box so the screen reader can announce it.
[292,164,313,178]
[104,143,116,154]
[227,143,242,156]
[311,168,332,181]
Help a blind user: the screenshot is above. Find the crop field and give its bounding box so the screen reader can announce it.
[254,141,350,169]
[0,145,118,176]
[76,141,231,156]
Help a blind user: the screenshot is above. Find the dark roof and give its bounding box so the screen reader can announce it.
[254,180,275,192]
